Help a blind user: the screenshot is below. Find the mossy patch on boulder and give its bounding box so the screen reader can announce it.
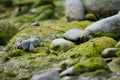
[3,49,27,62]
[74,57,110,75]
[0,20,19,45]
[64,37,116,58]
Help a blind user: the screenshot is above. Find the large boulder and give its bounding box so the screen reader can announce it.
[65,0,85,21]
[81,12,120,41]
[83,0,120,18]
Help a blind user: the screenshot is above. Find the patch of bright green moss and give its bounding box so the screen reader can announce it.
[3,49,27,62]
[64,37,116,58]
[0,20,19,45]
[91,29,120,39]
[74,57,110,75]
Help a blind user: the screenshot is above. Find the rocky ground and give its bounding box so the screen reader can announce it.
[0,0,120,80]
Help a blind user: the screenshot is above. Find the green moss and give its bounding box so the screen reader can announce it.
[74,57,110,75]
[64,37,116,58]
[36,9,54,21]
[3,49,27,62]
[16,15,35,23]
[91,29,120,39]
[34,4,54,17]
[85,13,97,21]
[0,20,19,45]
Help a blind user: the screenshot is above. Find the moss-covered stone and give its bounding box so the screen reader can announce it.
[50,38,75,52]
[64,37,116,58]
[85,13,97,21]
[74,57,110,75]
[0,20,19,45]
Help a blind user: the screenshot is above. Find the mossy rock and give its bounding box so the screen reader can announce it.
[0,20,19,45]
[6,20,93,50]
[50,38,75,52]
[16,15,35,23]
[64,37,116,58]
[36,9,54,21]
[33,4,54,16]
[85,13,97,21]
[74,57,110,75]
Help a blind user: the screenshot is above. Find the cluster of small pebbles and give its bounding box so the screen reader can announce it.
[13,37,40,52]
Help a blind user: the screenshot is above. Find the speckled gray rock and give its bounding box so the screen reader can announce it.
[50,38,75,52]
[31,70,60,80]
[29,38,40,47]
[102,48,118,58]
[29,43,34,52]
[63,28,83,44]
[84,0,120,18]
[21,40,31,51]
[65,0,85,21]
[81,12,120,41]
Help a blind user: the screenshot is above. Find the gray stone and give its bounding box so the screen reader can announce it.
[31,22,40,26]
[29,43,34,52]
[21,40,31,51]
[84,0,120,18]
[81,12,120,41]
[60,67,74,77]
[63,28,83,44]
[29,38,40,47]
[102,48,118,58]
[31,70,60,80]
[50,38,75,52]
[65,0,85,21]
